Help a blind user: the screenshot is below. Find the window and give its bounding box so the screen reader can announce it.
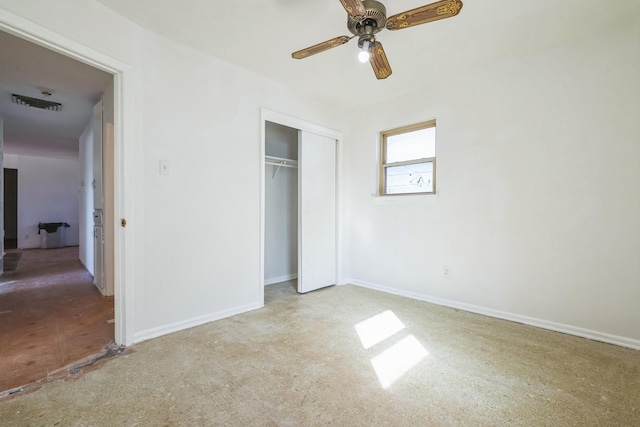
[379,120,436,195]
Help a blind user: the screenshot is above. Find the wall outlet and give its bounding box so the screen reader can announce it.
[443,265,451,279]
[24,234,29,240]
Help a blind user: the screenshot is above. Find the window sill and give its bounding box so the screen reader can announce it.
[371,192,438,205]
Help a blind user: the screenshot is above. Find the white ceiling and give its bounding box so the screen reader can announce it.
[95,0,638,110]
[0,30,112,156]
[1,1,636,156]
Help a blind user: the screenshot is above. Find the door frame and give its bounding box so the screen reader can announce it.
[260,108,343,305]
[0,9,136,345]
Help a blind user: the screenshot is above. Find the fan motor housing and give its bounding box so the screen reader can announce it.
[347,0,387,36]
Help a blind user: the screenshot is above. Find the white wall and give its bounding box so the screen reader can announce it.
[0,0,352,342]
[347,16,640,347]
[264,122,298,284]
[4,152,81,249]
[79,120,94,273]
[7,1,635,349]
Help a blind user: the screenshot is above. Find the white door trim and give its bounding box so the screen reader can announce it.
[0,9,136,345]
[260,108,343,305]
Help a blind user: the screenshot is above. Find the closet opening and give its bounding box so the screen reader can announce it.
[264,122,299,294]
[260,109,341,305]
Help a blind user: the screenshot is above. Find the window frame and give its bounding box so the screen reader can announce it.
[379,120,437,196]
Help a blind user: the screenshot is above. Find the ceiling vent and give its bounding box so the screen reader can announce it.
[11,93,62,111]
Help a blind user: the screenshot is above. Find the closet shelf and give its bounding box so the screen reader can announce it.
[265,155,298,179]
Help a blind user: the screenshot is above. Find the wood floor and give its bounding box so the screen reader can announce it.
[0,247,114,392]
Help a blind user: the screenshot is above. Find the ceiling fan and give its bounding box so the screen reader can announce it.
[292,0,463,79]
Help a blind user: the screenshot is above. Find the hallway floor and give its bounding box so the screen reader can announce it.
[0,247,114,392]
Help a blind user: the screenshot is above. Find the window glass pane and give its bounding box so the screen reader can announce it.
[386,127,435,163]
[385,161,434,194]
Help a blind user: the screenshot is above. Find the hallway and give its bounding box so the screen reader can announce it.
[0,247,114,392]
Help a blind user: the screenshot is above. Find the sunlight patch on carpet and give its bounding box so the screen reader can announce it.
[371,335,429,389]
[355,309,430,389]
[355,310,405,349]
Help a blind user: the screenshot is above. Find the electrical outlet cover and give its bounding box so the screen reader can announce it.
[443,265,451,278]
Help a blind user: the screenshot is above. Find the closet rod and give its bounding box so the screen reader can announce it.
[265,161,297,168]
[265,155,298,179]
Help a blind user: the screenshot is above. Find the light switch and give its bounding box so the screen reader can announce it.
[159,160,169,176]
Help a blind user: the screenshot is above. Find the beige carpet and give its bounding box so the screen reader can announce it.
[1,282,639,426]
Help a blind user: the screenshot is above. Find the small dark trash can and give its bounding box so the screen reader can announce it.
[38,222,70,249]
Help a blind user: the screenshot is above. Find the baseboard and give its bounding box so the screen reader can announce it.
[133,301,263,344]
[349,279,640,351]
[18,243,40,250]
[265,274,297,286]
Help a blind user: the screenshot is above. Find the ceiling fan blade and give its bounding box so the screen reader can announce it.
[386,0,463,31]
[339,0,366,18]
[369,41,392,80]
[292,36,352,59]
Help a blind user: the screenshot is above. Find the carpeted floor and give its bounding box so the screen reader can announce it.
[1,281,639,426]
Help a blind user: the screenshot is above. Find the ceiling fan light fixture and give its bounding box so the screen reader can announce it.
[358,40,371,63]
[291,0,464,80]
[11,93,62,111]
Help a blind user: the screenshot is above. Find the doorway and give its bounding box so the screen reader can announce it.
[0,18,132,352]
[260,109,342,304]
[264,122,299,288]
[3,168,17,250]
[0,28,118,391]
[0,16,133,346]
